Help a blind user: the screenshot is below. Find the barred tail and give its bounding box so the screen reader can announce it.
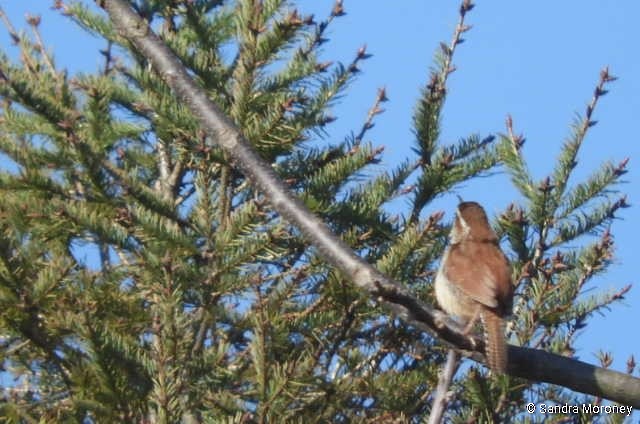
[481,308,508,373]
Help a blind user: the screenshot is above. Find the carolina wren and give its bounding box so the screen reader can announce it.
[435,201,513,373]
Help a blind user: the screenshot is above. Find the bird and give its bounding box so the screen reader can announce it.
[434,201,513,373]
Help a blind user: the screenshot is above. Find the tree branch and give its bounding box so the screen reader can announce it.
[96,0,640,408]
[428,350,460,423]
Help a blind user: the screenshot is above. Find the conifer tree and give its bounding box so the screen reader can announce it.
[0,1,635,423]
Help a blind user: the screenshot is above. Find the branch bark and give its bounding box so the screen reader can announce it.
[428,350,460,423]
[97,0,640,408]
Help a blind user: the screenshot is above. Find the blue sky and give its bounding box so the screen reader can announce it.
[2,0,638,402]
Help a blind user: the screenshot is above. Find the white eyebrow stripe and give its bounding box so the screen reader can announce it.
[456,210,470,237]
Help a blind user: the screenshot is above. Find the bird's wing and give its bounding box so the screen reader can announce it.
[443,241,512,311]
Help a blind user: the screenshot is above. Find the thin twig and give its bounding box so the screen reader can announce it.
[26,14,57,75]
[354,87,387,145]
[427,350,460,424]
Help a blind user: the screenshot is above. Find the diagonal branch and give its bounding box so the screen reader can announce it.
[97,0,640,408]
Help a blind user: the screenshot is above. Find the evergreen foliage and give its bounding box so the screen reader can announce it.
[0,1,631,422]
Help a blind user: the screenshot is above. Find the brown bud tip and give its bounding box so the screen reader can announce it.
[461,0,475,14]
[552,251,563,263]
[538,176,555,192]
[26,14,42,27]
[286,10,302,26]
[505,114,513,130]
[600,67,617,82]
[331,0,345,17]
[627,355,636,374]
[598,351,613,368]
[356,45,371,60]
[430,210,445,222]
[281,98,295,111]
[616,157,629,173]
[315,61,333,72]
[377,87,388,102]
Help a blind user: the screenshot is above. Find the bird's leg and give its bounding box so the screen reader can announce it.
[461,306,481,349]
[462,305,481,335]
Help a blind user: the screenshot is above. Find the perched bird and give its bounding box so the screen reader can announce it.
[435,201,513,373]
